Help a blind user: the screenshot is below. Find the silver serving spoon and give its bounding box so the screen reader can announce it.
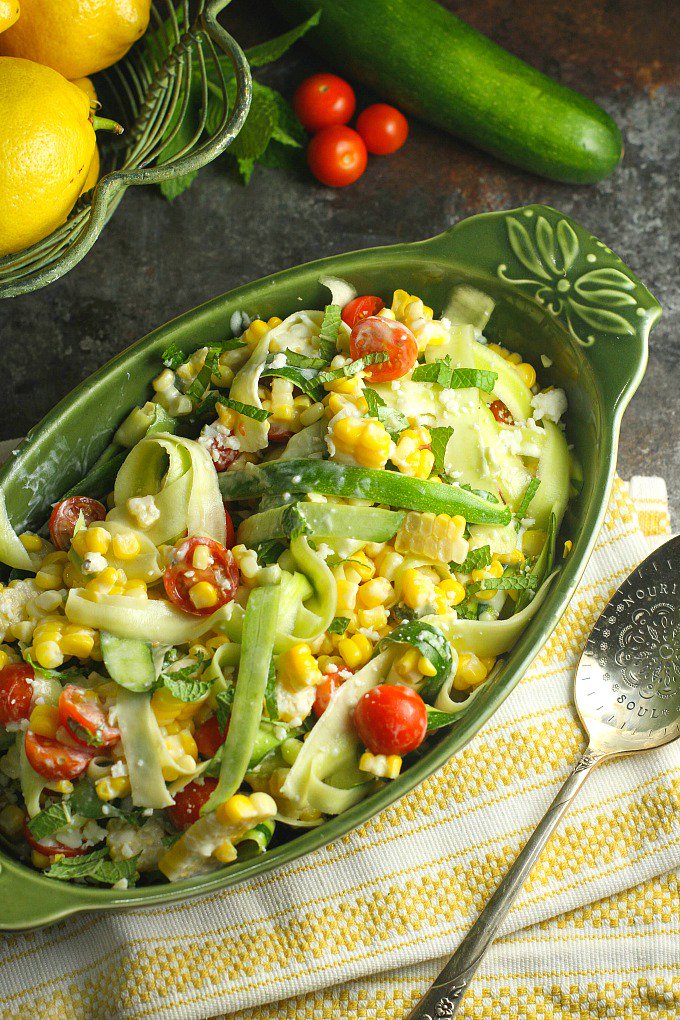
[408,534,680,1019]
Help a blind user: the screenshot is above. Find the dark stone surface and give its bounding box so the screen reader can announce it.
[1,0,678,518]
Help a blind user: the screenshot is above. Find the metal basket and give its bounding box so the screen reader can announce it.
[0,0,251,299]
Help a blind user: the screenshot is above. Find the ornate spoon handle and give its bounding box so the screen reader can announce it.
[406,748,608,1019]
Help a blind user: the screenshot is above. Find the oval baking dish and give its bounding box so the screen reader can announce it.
[0,204,660,929]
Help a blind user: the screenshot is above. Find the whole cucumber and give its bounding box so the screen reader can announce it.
[274,0,622,183]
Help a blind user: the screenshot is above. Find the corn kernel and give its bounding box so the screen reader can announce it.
[192,545,212,571]
[359,751,402,779]
[28,704,59,739]
[515,362,537,388]
[205,634,230,653]
[212,840,238,864]
[60,629,95,658]
[563,540,573,558]
[356,606,389,632]
[453,652,489,690]
[111,532,140,560]
[44,780,74,795]
[0,650,8,672]
[401,568,433,610]
[0,805,25,837]
[375,548,403,581]
[216,794,258,826]
[438,578,466,606]
[189,581,219,610]
[153,368,175,392]
[31,850,50,869]
[357,577,393,609]
[496,548,525,566]
[95,776,132,801]
[19,533,42,553]
[331,417,391,470]
[279,643,323,690]
[418,655,438,678]
[35,566,63,591]
[299,402,325,427]
[33,641,64,669]
[337,632,372,670]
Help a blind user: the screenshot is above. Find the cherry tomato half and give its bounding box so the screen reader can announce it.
[490,399,514,426]
[356,103,409,155]
[267,422,294,444]
[167,778,218,830]
[164,536,239,616]
[341,295,385,329]
[293,73,356,133]
[349,316,418,382]
[307,125,367,188]
[206,431,239,472]
[49,497,106,551]
[58,685,120,749]
[195,715,227,759]
[313,670,350,718]
[223,505,235,549]
[24,731,93,781]
[354,684,427,756]
[0,664,33,726]
[22,818,89,858]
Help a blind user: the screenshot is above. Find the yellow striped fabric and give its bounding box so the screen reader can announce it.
[0,476,676,1020]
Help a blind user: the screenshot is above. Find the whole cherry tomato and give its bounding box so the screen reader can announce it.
[24,731,93,781]
[307,126,367,188]
[223,505,235,549]
[0,664,33,726]
[341,295,385,329]
[356,103,409,155]
[167,778,218,830]
[354,684,427,756]
[293,73,356,133]
[58,685,120,749]
[350,316,418,382]
[23,818,89,858]
[49,497,106,551]
[195,715,227,759]
[164,536,239,616]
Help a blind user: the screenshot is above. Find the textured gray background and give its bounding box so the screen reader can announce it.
[1,0,678,518]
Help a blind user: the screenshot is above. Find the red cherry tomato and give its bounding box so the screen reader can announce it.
[22,818,89,858]
[293,73,356,133]
[268,422,294,444]
[313,670,350,718]
[354,684,427,756]
[24,731,93,781]
[49,497,106,551]
[167,778,218,830]
[164,536,239,617]
[490,399,514,425]
[350,316,418,382]
[223,505,235,549]
[195,715,227,759]
[58,685,120,749]
[206,431,239,472]
[341,295,385,329]
[356,103,409,155]
[0,664,33,726]
[307,125,367,188]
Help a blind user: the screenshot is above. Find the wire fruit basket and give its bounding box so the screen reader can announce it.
[0,0,251,300]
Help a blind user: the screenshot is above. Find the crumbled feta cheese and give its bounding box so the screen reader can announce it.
[497,428,523,455]
[82,552,108,575]
[112,878,129,890]
[127,495,160,529]
[276,684,315,727]
[531,388,567,424]
[316,543,334,560]
[107,817,167,872]
[540,354,553,368]
[0,578,41,643]
[111,760,129,778]
[269,353,287,369]
[358,626,381,642]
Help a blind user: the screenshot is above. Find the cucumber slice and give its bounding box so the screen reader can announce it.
[530,421,571,530]
[100,631,156,693]
[237,502,403,547]
[472,345,533,422]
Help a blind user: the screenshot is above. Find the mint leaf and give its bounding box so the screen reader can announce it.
[46,848,140,886]
[162,341,185,370]
[450,546,492,573]
[252,539,286,566]
[186,348,220,405]
[363,388,409,440]
[411,359,497,392]
[24,653,85,683]
[467,574,538,596]
[328,616,350,635]
[318,304,342,361]
[215,688,234,734]
[244,11,321,68]
[515,478,541,526]
[265,660,278,722]
[429,426,454,474]
[164,674,212,703]
[220,397,270,422]
[27,802,70,841]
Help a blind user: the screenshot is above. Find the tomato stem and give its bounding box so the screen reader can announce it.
[92,115,124,136]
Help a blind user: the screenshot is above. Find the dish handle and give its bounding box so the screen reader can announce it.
[0,855,86,930]
[422,204,662,408]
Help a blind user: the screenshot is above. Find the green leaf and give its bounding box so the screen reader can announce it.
[411,359,497,392]
[260,359,324,401]
[162,341,185,370]
[220,397,270,422]
[363,388,409,440]
[244,11,321,68]
[318,304,342,361]
[27,802,70,841]
[215,687,234,734]
[316,352,388,385]
[45,847,140,886]
[227,80,280,162]
[253,539,286,566]
[450,545,492,573]
[515,478,541,526]
[68,778,144,826]
[328,616,350,635]
[429,426,454,474]
[375,621,454,703]
[23,653,85,683]
[467,574,538,596]
[160,172,199,203]
[161,659,212,702]
[186,348,220,406]
[238,157,256,184]
[265,660,278,722]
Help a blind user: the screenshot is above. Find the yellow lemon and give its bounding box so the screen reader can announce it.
[0,0,20,33]
[0,0,151,79]
[0,57,96,256]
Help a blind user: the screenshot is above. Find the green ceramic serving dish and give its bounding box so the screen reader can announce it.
[0,204,660,930]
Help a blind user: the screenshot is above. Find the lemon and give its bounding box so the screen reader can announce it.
[73,78,101,195]
[0,57,96,257]
[0,1,19,33]
[0,0,151,79]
